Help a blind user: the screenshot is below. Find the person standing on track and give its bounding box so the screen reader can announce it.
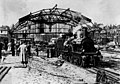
[55,34,66,57]
[17,41,27,67]
[0,41,4,63]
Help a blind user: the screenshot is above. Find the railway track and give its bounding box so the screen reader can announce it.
[0,66,11,82]
[28,56,87,84]
[34,49,120,83]
[59,54,120,84]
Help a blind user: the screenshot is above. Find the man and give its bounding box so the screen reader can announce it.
[63,33,75,62]
[18,41,27,67]
[55,34,66,57]
[0,41,4,63]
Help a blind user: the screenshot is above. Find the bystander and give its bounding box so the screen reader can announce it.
[0,41,4,63]
[17,41,28,67]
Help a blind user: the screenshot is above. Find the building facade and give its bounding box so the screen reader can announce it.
[0,26,9,42]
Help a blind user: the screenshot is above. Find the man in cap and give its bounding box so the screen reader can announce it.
[55,34,66,57]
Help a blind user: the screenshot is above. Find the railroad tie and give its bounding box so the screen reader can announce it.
[95,68,120,84]
[0,66,11,82]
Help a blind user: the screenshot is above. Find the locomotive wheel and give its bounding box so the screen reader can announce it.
[82,55,91,68]
[77,56,82,66]
[66,55,70,62]
[70,56,74,63]
[93,56,100,67]
[72,57,78,65]
[66,55,69,61]
[62,52,68,61]
[62,53,65,60]
[81,59,85,67]
[80,56,86,67]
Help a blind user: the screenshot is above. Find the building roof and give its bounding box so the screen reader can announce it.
[0,26,8,31]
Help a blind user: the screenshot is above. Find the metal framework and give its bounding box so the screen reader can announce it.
[13,5,91,41]
[14,5,91,31]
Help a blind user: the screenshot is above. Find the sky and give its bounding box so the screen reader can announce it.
[1,0,120,26]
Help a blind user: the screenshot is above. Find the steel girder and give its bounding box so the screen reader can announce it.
[14,5,91,32]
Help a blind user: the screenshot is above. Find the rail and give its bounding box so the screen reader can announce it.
[94,68,120,84]
[44,46,120,84]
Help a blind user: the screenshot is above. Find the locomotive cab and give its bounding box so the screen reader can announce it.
[79,27,103,67]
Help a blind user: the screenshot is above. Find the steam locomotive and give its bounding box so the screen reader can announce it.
[62,28,103,67]
[47,27,103,67]
[62,44,102,67]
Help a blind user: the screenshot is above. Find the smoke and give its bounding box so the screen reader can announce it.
[1,0,28,26]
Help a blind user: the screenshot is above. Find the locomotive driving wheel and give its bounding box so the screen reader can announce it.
[92,55,100,67]
[77,56,82,66]
[80,55,86,67]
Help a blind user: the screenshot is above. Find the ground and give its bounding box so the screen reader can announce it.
[0,50,120,84]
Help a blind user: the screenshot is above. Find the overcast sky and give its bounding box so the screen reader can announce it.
[1,0,120,26]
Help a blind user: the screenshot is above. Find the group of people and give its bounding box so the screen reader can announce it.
[0,40,12,63]
[0,27,97,67]
[17,41,31,67]
[0,39,32,67]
